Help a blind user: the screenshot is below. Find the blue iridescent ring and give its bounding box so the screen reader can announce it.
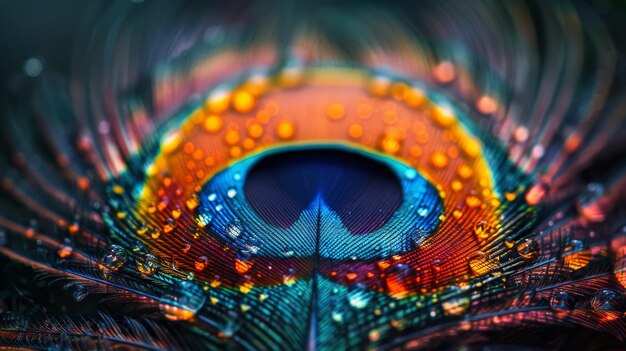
[196,143,443,260]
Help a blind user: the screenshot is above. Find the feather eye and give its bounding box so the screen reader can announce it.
[118,63,532,349]
[2,1,626,350]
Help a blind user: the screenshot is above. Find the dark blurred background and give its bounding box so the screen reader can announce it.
[0,0,102,104]
[1,0,626,104]
[2,0,626,178]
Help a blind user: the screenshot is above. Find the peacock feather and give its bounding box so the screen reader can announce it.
[1,0,626,350]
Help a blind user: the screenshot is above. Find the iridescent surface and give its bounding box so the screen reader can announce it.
[1,1,626,350]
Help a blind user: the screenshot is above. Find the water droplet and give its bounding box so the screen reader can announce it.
[433,258,443,268]
[283,268,297,286]
[504,191,517,201]
[259,293,269,302]
[549,290,575,312]
[331,310,343,323]
[211,275,222,288]
[207,193,217,202]
[347,284,371,309]
[195,213,212,228]
[218,310,240,339]
[226,188,237,199]
[150,227,161,239]
[276,120,295,140]
[130,239,148,252]
[385,263,412,298]
[163,221,176,233]
[417,207,429,217]
[465,195,482,208]
[227,220,242,239]
[442,297,470,316]
[68,222,80,234]
[411,228,429,246]
[98,245,128,272]
[194,256,209,271]
[429,151,449,169]
[404,168,417,180]
[563,240,590,270]
[72,285,88,302]
[468,251,497,276]
[171,206,182,219]
[160,281,206,321]
[245,239,260,255]
[590,289,621,311]
[380,135,401,155]
[504,234,516,248]
[282,247,294,257]
[473,220,490,240]
[368,329,381,342]
[185,196,199,211]
[516,239,539,259]
[569,239,584,252]
[235,257,254,274]
[456,164,473,180]
[240,303,251,313]
[137,254,159,275]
